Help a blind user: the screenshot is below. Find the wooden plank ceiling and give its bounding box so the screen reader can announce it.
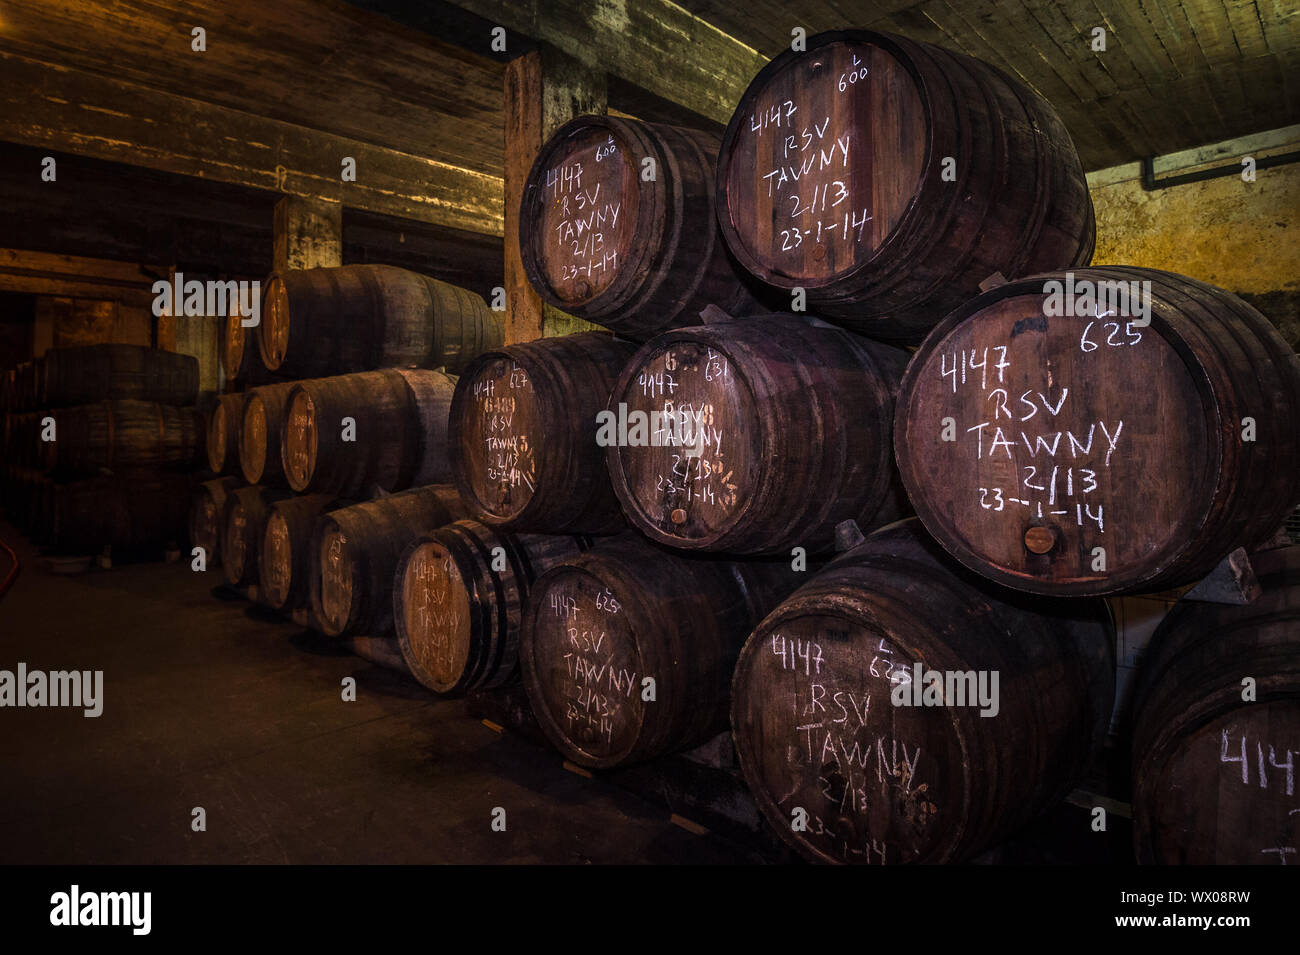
[674,0,1300,169]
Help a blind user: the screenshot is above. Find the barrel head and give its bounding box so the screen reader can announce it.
[523,121,643,309]
[522,566,646,768]
[899,287,1214,595]
[398,539,474,693]
[718,35,926,289]
[260,275,292,371]
[317,525,356,636]
[452,356,540,525]
[261,511,293,608]
[610,339,757,548]
[282,390,318,492]
[239,394,269,484]
[732,612,953,864]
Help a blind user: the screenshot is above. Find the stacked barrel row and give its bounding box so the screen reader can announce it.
[0,344,202,555]
[196,264,508,680]
[470,26,1297,865]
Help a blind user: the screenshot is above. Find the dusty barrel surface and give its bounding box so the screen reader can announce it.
[311,485,468,638]
[238,382,296,486]
[48,471,194,554]
[41,345,199,407]
[43,400,201,476]
[258,494,349,611]
[221,485,291,587]
[519,115,758,340]
[281,368,456,497]
[731,520,1114,864]
[1132,544,1300,864]
[257,265,501,377]
[449,333,636,534]
[190,476,241,566]
[206,393,244,474]
[606,314,910,554]
[896,266,1300,596]
[394,520,589,694]
[520,535,800,768]
[716,29,1094,343]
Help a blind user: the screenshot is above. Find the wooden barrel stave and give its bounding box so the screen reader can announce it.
[189,476,242,567]
[44,400,201,476]
[41,345,199,407]
[221,485,291,587]
[47,471,195,554]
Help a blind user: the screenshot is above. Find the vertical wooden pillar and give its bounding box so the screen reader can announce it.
[504,46,607,344]
[166,266,221,396]
[273,196,343,273]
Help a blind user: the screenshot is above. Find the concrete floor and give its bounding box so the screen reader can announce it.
[0,523,754,864]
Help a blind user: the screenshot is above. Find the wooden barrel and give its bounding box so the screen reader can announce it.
[731,519,1114,864]
[519,115,758,340]
[715,29,1094,343]
[46,471,194,554]
[257,265,501,377]
[394,521,589,695]
[206,393,243,474]
[189,476,241,567]
[1132,544,1300,864]
[221,485,291,587]
[221,312,289,388]
[606,314,910,554]
[282,368,456,497]
[40,344,199,407]
[311,485,468,638]
[520,535,800,768]
[238,382,296,486]
[896,266,1300,596]
[450,333,636,534]
[258,494,349,611]
[42,400,201,476]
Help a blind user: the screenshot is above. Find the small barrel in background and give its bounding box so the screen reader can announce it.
[281,368,455,497]
[257,264,502,377]
[606,314,910,554]
[449,333,636,534]
[43,400,202,476]
[1131,544,1300,864]
[311,485,468,639]
[715,29,1094,343]
[520,534,801,768]
[394,520,589,695]
[238,381,296,486]
[258,493,349,612]
[221,485,291,587]
[896,266,1300,597]
[40,345,199,407]
[205,393,243,475]
[189,476,241,567]
[519,115,758,341]
[730,520,1114,864]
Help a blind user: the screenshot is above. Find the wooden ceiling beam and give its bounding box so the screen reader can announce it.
[0,50,505,238]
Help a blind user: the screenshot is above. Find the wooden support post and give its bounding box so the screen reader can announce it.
[166,266,221,396]
[273,197,343,273]
[504,47,606,344]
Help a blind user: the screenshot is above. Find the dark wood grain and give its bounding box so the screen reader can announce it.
[39,345,198,407]
[238,382,297,487]
[220,484,292,587]
[189,476,241,567]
